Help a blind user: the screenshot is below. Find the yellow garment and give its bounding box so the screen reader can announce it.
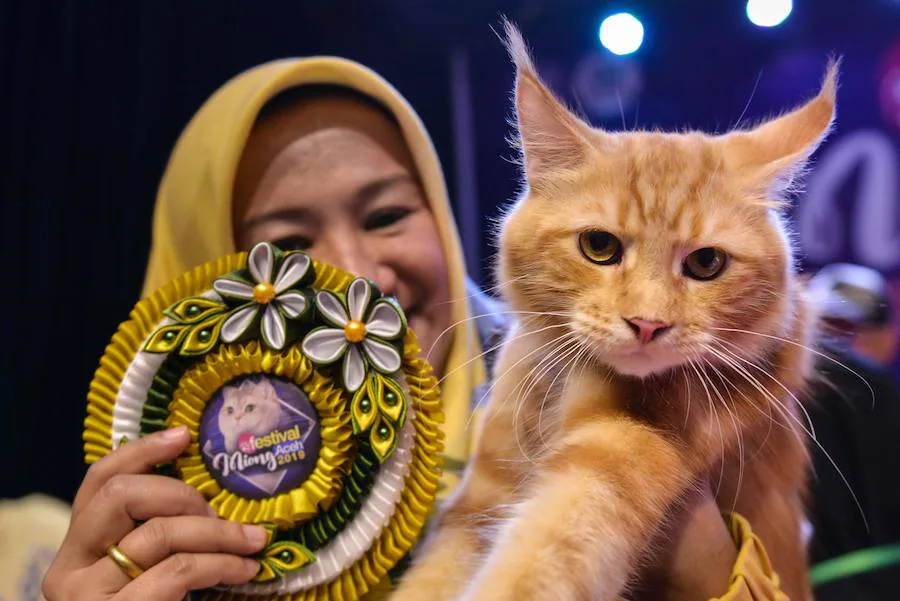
[140,57,786,599]
[0,495,71,601]
[142,58,484,477]
[714,513,790,601]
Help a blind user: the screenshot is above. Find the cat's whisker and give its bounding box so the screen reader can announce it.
[711,326,876,409]
[436,320,570,386]
[465,329,579,434]
[704,347,772,415]
[471,330,578,441]
[426,274,533,308]
[511,336,583,462]
[536,340,590,454]
[704,343,870,531]
[686,357,727,501]
[702,352,779,464]
[703,345,813,502]
[521,338,583,453]
[699,357,745,513]
[425,309,575,363]
[712,337,817,441]
[703,344,805,445]
[477,273,530,297]
[732,69,763,131]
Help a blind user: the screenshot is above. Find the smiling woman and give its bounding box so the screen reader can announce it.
[232,85,452,373]
[41,57,496,601]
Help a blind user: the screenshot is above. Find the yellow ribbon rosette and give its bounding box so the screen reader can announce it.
[84,242,444,600]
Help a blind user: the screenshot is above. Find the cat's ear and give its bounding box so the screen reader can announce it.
[722,59,839,199]
[257,378,277,398]
[504,20,596,189]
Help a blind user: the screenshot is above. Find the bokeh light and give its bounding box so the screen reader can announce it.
[599,12,645,56]
[746,0,793,28]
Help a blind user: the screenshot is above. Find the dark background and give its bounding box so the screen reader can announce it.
[4,0,900,506]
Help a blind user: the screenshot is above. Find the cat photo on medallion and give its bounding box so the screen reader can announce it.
[393,20,839,601]
[219,378,286,453]
[201,374,321,499]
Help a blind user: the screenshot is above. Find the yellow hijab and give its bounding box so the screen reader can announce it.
[142,57,486,481]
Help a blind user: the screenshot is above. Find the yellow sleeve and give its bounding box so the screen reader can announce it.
[711,512,790,601]
[0,494,71,601]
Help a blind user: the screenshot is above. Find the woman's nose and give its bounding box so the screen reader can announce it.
[315,238,397,297]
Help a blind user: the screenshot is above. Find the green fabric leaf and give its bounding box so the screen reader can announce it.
[164,296,227,324]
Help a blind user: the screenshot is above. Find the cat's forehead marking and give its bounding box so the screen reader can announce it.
[603,134,727,242]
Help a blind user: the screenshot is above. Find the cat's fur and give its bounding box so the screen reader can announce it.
[218,378,284,453]
[394,23,835,601]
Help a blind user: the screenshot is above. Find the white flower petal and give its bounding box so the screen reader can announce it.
[262,304,286,350]
[365,300,404,339]
[248,243,274,284]
[316,291,349,327]
[221,305,259,343]
[362,338,402,374]
[274,253,311,293]
[343,345,366,393]
[301,328,348,364]
[213,278,254,300]
[347,278,372,322]
[275,292,307,319]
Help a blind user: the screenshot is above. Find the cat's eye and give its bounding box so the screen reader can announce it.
[578,230,623,265]
[245,403,256,413]
[683,247,728,281]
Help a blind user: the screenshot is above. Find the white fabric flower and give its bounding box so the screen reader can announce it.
[301,278,405,393]
[213,243,312,350]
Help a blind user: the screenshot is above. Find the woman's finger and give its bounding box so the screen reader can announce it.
[73,427,190,516]
[61,474,214,568]
[113,553,260,601]
[94,517,268,590]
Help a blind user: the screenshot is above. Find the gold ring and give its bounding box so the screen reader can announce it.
[106,544,144,580]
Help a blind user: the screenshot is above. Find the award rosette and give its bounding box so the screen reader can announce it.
[83,242,444,600]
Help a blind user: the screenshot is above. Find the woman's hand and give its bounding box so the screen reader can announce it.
[633,476,739,601]
[42,427,267,600]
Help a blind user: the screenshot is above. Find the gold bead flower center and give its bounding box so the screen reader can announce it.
[252,282,277,304]
[344,320,367,343]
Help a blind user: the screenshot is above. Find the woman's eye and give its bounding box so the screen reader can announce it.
[364,208,412,231]
[683,247,728,281]
[245,404,256,413]
[578,230,623,265]
[272,236,313,252]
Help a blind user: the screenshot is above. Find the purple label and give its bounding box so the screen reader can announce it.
[198,375,321,499]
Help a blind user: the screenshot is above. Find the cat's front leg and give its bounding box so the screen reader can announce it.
[458,417,696,601]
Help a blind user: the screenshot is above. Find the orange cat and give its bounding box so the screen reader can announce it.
[394,24,836,601]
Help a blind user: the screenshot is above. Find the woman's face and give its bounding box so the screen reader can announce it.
[233,93,452,376]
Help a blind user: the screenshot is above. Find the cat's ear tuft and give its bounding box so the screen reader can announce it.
[722,58,839,197]
[502,19,594,189]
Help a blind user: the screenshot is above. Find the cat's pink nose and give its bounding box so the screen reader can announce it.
[624,318,671,344]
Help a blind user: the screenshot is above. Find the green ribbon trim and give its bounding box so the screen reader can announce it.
[140,354,195,435]
[140,351,384,553]
[282,441,379,551]
[811,543,900,587]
